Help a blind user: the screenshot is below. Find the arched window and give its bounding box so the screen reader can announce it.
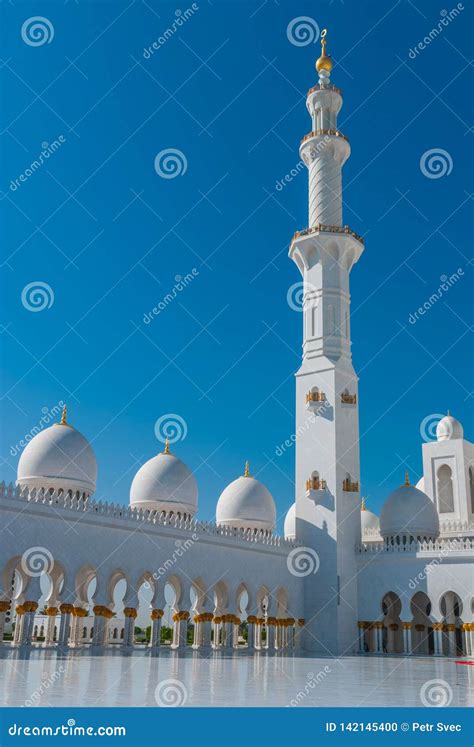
[437,464,454,513]
[113,627,118,639]
[82,627,87,639]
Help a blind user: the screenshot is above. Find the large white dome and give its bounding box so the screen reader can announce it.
[284,503,296,540]
[216,466,276,532]
[130,446,197,516]
[17,408,97,496]
[380,476,439,542]
[436,414,463,442]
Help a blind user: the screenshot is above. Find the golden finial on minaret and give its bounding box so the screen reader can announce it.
[404,470,410,487]
[361,497,366,511]
[316,29,333,74]
[244,461,250,478]
[163,437,171,455]
[59,404,67,425]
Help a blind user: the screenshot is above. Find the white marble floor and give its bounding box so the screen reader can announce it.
[0,648,472,708]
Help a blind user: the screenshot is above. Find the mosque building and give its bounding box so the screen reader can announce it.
[1,32,472,658]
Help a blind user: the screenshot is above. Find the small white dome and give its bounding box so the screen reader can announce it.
[216,467,276,532]
[416,476,425,492]
[361,505,380,534]
[436,414,463,442]
[380,477,439,541]
[284,503,296,540]
[130,447,197,516]
[17,410,97,496]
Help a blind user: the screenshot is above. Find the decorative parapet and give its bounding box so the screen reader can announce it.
[307,83,342,96]
[439,519,474,536]
[356,537,474,554]
[300,129,348,145]
[0,481,299,551]
[341,392,357,405]
[306,390,326,403]
[343,479,359,492]
[291,223,364,246]
[306,477,327,491]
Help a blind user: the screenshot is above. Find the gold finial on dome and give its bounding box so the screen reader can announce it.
[361,496,366,511]
[163,437,171,455]
[59,404,68,426]
[404,470,410,487]
[244,461,250,478]
[316,29,333,74]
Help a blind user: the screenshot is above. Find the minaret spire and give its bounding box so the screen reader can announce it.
[316,29,333,86]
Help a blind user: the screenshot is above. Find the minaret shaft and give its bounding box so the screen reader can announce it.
[289,31,364,655]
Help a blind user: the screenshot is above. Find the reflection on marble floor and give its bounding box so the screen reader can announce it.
[0,648,472,708]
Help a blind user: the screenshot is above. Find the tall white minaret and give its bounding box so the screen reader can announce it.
[289,30,364,655]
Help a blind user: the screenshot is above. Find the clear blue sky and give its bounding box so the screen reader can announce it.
[1,0,472,530]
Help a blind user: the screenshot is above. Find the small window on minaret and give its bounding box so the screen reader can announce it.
[437,465,454,513]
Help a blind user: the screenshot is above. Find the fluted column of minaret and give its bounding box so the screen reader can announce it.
[308,154,342,226]
[301,30,349,229]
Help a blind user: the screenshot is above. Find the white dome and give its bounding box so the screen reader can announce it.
[380,478,439,541]
[361,505,380,534]
[216,469,276,532]
[130,449,197,516]
[284,503,296,540]
[17,414,97,496]
[436,414,463,442]
[416,476,425,492]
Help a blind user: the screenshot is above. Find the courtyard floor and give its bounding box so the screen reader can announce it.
[0,647,472,708]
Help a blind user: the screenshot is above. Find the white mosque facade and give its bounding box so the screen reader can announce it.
[1,34,473,659]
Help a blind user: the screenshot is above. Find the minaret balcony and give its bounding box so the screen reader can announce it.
[306,390,326,412]
[342,479,359,492]
[307,83,342,97]
[306,477,327,502]
[341,392,357,405]
[292,224,364,246]
[300,128,348,145]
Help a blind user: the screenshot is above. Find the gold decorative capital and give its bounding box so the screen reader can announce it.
[123,607,138,619]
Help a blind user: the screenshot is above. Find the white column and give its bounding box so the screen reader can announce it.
[58,604,74,646]
[375,624,384,653]
[45,609,58,645]
[200,615,212,648]
[402,623,412,655]
[150,611,163,648]
[358,623,365,653]
[433,624,443,655]
[0,602,9,644]
[447,625,457,656]
[122,613,135,647]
